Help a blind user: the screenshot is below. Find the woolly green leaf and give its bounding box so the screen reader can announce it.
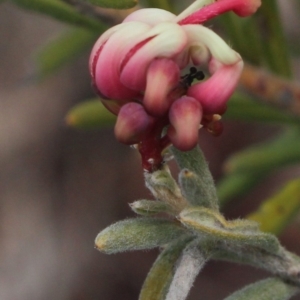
[179,169,218,210]
[139,237,193,300]
[248,179,300,235]
[66,99,115,130]
[130,200,174,216]
[95,218,188,254]
[144,165,188,214]
[36,28,98,78]
[82,0,137,9]
[224,278,298,300]
[179,207,279,253]
[11,0,105,31]
[171,146,218,210]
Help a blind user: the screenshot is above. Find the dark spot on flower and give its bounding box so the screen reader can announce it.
[180,67,205,89]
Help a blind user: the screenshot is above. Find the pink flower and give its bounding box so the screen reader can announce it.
[89,0,261,171]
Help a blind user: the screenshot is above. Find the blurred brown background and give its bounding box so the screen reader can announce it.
[0,1,300,299]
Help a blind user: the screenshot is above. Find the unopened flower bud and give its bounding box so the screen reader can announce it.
[168,96,202,151]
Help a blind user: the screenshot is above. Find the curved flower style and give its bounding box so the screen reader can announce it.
[90,0,261,171]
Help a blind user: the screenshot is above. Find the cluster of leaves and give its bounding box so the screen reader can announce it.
[5,0,300,299]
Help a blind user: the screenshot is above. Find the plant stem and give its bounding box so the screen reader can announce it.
[165,241,207,300]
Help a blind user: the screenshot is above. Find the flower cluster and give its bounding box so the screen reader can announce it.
[89,0,261,171]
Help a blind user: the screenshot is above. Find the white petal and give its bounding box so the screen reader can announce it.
[94,22,151,100]
[120,22,188,91]
[89,23,127,71]
[183,24,240,65]
[123,8,176,26]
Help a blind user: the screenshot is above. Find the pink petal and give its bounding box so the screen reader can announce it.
[179,0,261,25]
[93,22,150,100]
[168,96,202,151]
[187,58,244,114]
[89,23,126,73]
[114,103,153,145]
[123,8,176,25]
[144,58,180,116]
[120,22,188,91]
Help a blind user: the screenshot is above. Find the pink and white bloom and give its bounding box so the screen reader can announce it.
[89,0,261,171]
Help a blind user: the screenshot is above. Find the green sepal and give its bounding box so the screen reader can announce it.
[130,200,175,216]
[11,0,105,32]
[139,236,194,300]
[95,218,188,254]
[226,94,300,126]
[65,99,116,130]
[248,179,300,235]
[82,0,137,9]
[36,28,99,78]
[224,278,298,300]
[179,207,279,253]
[179,169,218,210]
[224,130,300,175]
[171,146,218,210]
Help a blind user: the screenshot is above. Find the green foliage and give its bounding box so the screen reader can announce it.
[257,0,292,78]
[95,218,188,254]
[82,0,137,9]
[11,0,105,31]
[224,130,300,174]
[226,94,300,126]
[224,278,298,300]
[36,28,99,78]
[218,130,300,204]
[65,99,116,130]
[248,179,300,235]
[217,172,264,206]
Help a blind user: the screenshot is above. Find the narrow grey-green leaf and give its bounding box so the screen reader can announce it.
[36,28,98,78]
[95,218,188,254]
[179,169,218,210]
[130,200,175,216]
[224,278,299,300]
[171,146,218,210]
[12,0,105,31]
[82,0,137,9]
[139,237,193,300]
[179,207,280,253]
[66,99,115,130]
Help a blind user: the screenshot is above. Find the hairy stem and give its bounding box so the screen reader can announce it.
[165,241,207,300]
